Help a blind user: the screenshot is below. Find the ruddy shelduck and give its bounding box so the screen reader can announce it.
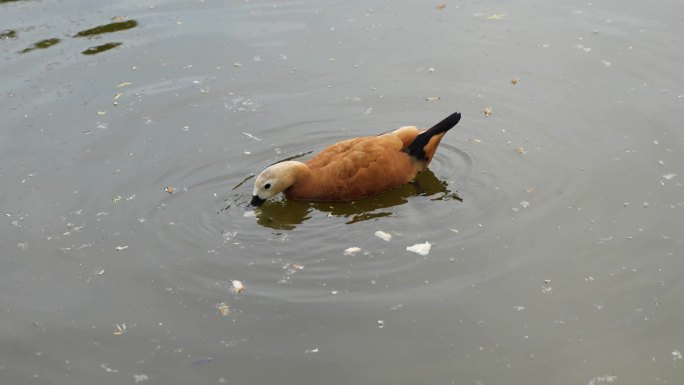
[249,112,461,206]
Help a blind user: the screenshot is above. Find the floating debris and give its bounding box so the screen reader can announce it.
[375,230,392,241]
[377,320,385,328]
[164,186,174,194]
[482,107,492,117]
[514,146,526,155]
[115,246,128,251]
[217,304,231,316]
[662,173,677,180]
[116,82,132,88]
[305,348,319,354]
[673,349,683,360]
[513,305,526,311]
[100,363,119,373]
[486,13,507,20]
[344,247,362,255]
[425,96,441,101]
[511,77,520,84]
[231,280,245,293]
[587,375,617,385]
[243,210,256,218]
[288,263,304,271]
[113,323,127,335]
[133,374,149,383]
[241,132,262,141]
[406,242,432,256]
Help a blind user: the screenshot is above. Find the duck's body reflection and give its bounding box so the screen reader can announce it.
[247,169,461,230]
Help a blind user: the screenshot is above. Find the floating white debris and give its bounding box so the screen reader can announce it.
[513,305,526,312]
[100,363,119,373]
[231,280,245,293]
[662,173,677,180]
[377,320,385,328]
[115,246,128,251]
[243,210,256,218]
[673,349,683,360]
[406,242,432,256]
[133,374,149,383]
[587,374,617,385]
[305,348,319,353]
[113,323,127,335]
[344,247,362,256]
[520,201,530,208]
[241,132,262,141]
[217,304,231,316]
[375,230,392,241]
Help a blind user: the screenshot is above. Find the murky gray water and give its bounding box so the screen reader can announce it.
[2,0,684,384]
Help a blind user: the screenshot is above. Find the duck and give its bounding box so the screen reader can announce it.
[249,111,461,206]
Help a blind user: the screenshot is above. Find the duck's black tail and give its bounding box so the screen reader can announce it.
[404,112,461,161]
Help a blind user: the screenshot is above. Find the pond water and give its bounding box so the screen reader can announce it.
[2,0,683,384]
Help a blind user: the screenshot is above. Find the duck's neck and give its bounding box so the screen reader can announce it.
[280,161,313,185]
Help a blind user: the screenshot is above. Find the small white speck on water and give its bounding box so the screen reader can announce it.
[375,230,392,241]
[406,242,432,256]
[344,247,362,256]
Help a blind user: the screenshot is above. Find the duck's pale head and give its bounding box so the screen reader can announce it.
[250,161,304,206]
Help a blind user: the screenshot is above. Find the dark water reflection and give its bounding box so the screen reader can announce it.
[18,37,60,53]
[73,20,138,38]
[12,18,137,55]
[81,42,122,55]
[1,29,17,39]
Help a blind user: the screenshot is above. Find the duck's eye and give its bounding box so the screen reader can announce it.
[264,183,271,190]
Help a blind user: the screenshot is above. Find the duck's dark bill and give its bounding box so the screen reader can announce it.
[250,195,266,206]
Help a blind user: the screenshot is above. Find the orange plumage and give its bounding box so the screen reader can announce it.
[250,112,461,205]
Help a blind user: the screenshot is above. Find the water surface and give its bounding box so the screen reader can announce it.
[2,0,684,384]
